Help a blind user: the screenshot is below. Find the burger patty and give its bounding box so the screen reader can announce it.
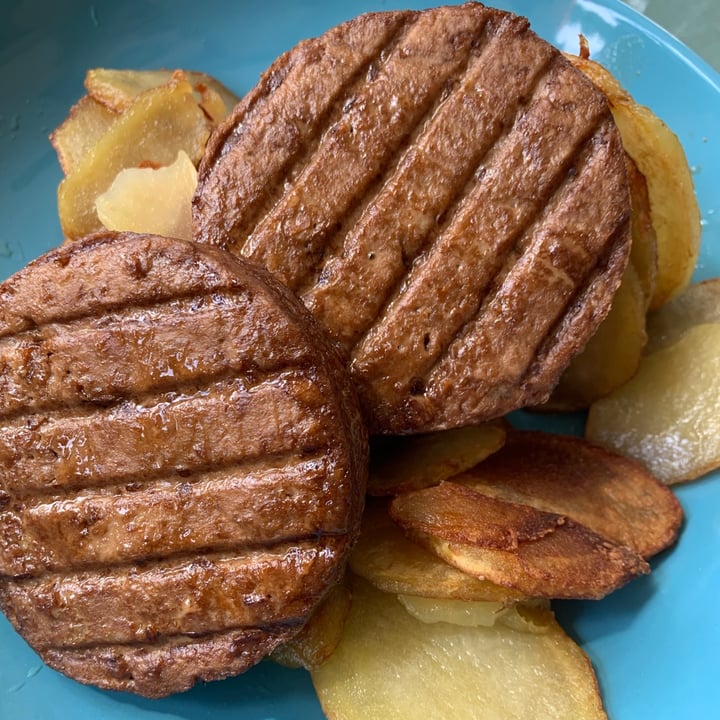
[0,232,367,697]
[193,2,632,434]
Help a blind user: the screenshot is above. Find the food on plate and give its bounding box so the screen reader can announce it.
[567,52,701,310]
[586,322,720,484]
[311,576,607,720]
[0,231,367,697]
[389,482,649,599]
[56,70,235,240]
[349,499,526,603]
[271,581,353,670]
[193,3,633,434]
[644,277,720,354]
[367,420,506,495]
[454,429,683,558]
[28,1,713,714]
[95,149,197,240]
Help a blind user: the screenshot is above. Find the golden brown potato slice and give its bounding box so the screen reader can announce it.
[58,73,211,239]
[349,500,525,603]
[85,67,239,119]
[587,323,720,484]
[368,421,506,496]
[546,261,647,409]
[567,54,701,309]
[95,150,197,240]
[390,482,649,599]
[645,278,720,355]
[49,95,118,176]
[312,576,607,720]
[454,430,682,558]
[270,582,352,670]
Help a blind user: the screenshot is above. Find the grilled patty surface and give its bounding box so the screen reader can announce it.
[0,232,367,697]
[193,2,632,434]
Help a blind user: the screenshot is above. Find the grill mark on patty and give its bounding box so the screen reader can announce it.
[424,118,629,416]
[194,13,411,251]
[303,15,555,351]
[0,289,320,421]
[294,12,498,301]
[521,217,632,391]
[1,538,344,649]
[0,453,351,577]
[350,60,612,411]
[42,625,293,697]
[240,7,490,293]
[0,371,334,495]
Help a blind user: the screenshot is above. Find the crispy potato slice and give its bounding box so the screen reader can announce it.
[587,323,720,484]
[454,430,682,558]
[270,582,352,670]
[547,261,647,409]
[567,54,701,309]
[58,73,211,239]
[645,278,720,355]
[390,483,649,599]
[312,576,607,720]
[85,67,239,119]
[349,500,525,603]
[368,421,506,496]
[95,150,197,241]
[49,95,118,176]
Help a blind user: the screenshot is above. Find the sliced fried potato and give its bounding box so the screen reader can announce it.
[547,261,647,409]
[312,576,607,720]
[567,54,701,309]
[645,278,720,355]
[270,582,352,670]
[368,421,506,496]
[85,67,239,118]
[49,95,118,176]
[58,74,211,239]
[587,323,720,484]
[390,482,649,599]
[95,149,197,240]
[454,429,682,558]
[349,500,525,603]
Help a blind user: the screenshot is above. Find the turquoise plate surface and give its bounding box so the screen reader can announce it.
[1,1,718,718]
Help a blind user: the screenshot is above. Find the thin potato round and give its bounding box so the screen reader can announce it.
[567,53,701,309]
[587,323,720,484]
[368,421,506,496]
[312,576,607,720]
[546,262,647,409]
[390,483,649,599]
[454,429,682,559]
[349,500,525,603]
[270,582,352,670]
[645,278,720,355]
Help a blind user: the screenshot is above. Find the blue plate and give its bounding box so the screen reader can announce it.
[1,1,719,718]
